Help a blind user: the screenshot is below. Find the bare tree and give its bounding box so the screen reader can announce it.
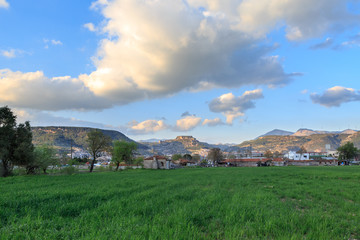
[207,148,223,166]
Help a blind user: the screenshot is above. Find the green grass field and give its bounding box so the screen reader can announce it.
[1,167,360,239]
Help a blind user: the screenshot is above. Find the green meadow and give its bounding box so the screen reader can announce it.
[1,167,360,239]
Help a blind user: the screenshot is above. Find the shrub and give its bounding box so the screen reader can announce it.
[60,166,78,175]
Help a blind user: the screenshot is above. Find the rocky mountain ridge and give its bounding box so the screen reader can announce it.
[31,126,360,156]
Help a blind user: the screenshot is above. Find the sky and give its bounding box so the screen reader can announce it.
[1,0,360,144]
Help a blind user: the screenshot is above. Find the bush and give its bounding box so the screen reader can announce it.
[60,166,78,175]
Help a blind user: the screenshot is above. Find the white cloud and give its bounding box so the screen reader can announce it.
[311,86,360,107]
[301,89,308,94]
[79,0,293,105]
[203,118,224,127]
[51,39,63,45]
[0,0,9,9]
[174,116,202,132]
[1,0,358,111]
[209,89,263,124]
[128,119,168,134]
[43,39,63,49]
[1,49,17,58]
[233,0,358,41]
[0,69,111,111]
[84,23,97,32]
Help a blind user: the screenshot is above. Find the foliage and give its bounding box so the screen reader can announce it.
[337,142,359,161]
[1,167,360,239]
[112,141,137,170]
[34,145,58,174]
[207,148,223,165]
[86,130,112,172]
[264,150,273,158]
[68,157,88,166]
[273,150,281,158]
[134,157,144,166]
[172,154,182,160]
[296,146,307,154]
[183,153,192,160]
[0,106,35,177]
[60,166,78,175]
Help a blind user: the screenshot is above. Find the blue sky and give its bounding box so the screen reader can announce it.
[1,0,360,143]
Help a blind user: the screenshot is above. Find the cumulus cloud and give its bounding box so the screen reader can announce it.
[0,69,111,111]
[174,116,202,132]
[311,86,360,107]
[79,0,295,105]
[84,22,97,32]
[181,111,196,117]
[128,119,168,135]
[1,0,358,111]
[209,89,263,124]
[203,118,224,127]
[233,0,359,40]
[0,0,9,8]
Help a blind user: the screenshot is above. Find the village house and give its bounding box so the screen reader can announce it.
[143,156,172,169]
[284,151,310,160]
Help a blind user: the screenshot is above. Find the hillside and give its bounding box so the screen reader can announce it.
[238,133,352,152]
[31,126,147,151]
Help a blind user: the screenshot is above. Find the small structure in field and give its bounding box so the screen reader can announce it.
[143,155,172,169]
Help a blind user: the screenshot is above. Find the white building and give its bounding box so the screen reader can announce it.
[285,151,310,160]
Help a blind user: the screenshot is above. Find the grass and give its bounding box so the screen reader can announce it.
[1,166,360,239]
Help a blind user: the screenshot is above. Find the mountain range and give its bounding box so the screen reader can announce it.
[242,129,360,152]
[31,126,360,155]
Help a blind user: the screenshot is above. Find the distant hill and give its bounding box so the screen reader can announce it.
[258,129,294,138]
[292,128,358,137]
[238,131,360,152]
[139,138,168,143]
[142,136,212,155]
[31,126,148,151]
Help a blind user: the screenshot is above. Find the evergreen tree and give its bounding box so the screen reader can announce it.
[0,106,35,176]
[0,106,17,177]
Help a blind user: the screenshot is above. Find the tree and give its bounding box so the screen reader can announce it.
[337,142,359,161]
[172,154,182,161]
[0,106,35,177]
[297,146,307,154]
[112,141,137,171]
[34,145,58,174]
[86,130,111,172]
[296,146,307,160]
[0,106,17,177]
[264,150,273,159]
[207,148,223,166]
[13,122,35,174]
[273,151,281,158]
[183,154,192,160]
[134,157,144,166]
